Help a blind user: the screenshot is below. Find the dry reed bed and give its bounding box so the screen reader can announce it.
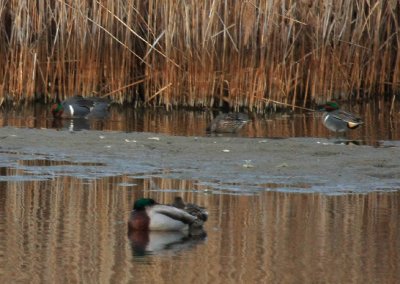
[0,0,399,111]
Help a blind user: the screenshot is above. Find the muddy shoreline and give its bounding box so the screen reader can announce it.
[1,127,399,194]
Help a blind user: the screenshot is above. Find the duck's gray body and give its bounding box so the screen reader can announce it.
[61,96,110,118]
[320,102,363,133]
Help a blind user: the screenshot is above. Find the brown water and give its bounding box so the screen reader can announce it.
[1,100,399,144]
[0,101,400,283]
[0,174,399,283]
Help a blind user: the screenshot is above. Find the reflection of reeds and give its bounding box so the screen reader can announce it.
[1,176,400,282]
[0,1,398,109]
[0,101,398,142]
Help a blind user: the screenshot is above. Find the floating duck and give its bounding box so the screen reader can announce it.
[172,196,208,222]
[207,113,249,133]
[51,95,110,119]
[320,101,363,132]
[128,198,206,232]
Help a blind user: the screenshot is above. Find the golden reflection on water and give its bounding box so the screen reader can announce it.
[0,100,399,143]
[0,175,399,283]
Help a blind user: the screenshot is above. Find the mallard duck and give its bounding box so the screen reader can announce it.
[320,101,363,132]
[51,95,110,119]
[207,113,249,133]
[172,197,208,222]
[128,198,205,232]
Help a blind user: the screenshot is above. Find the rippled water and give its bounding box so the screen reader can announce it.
[0,175,399,283]
[1,100,399,144]
[0,100,399,283]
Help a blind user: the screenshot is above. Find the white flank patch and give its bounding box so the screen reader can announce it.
[148,211,188,231]
[68,105,74,116]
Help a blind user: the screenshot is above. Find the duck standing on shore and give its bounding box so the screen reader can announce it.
[51,95,110,119]
[320,102,363,133]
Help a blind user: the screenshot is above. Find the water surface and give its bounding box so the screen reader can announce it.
[0,100,399,283]
[0,175,399,283]
[1,100,399,145]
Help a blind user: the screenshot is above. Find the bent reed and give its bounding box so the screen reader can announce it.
[0,0,398,112]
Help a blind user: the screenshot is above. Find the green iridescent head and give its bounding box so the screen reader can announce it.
[133,198,157,210]
[323,101,340,111]
[51,103,64,118]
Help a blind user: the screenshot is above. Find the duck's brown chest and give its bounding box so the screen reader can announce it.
[128,210,150,231]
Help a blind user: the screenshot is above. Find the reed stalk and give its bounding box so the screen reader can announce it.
[0,0,398,112]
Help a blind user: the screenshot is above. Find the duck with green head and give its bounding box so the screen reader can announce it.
[320,101,363,133]
[51,95,110,119]
[128,198,205,232]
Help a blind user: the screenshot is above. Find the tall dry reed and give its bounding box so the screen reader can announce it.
[0,0,398,111]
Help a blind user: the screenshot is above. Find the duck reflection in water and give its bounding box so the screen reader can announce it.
[129,230,207,257]
[128,197,208,256]
[52,117,90,131]
[52,117,107,131]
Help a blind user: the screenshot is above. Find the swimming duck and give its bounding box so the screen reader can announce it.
[320,102,363,132]
[207,113,249,133]
[51,95,110,119]
[172,197,208,222]
[128,198,205,232]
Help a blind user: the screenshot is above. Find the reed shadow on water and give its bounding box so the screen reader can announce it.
[0,100,399,282]
[0,173,399,283]
[0,99,399,146]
